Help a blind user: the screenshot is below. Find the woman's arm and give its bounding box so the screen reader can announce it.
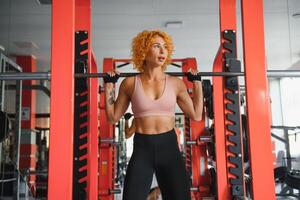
[176,77,203,121]
[105,78,131,124]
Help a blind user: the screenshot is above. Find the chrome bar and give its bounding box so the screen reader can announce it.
[0,72,50,80]
[0,178,17,183]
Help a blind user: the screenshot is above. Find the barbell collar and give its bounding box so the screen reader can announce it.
[110,189,122,194]
[199,135,212,142]
[100,138,121,146]
[100,138,114,144]
[186,140,197,145]
[190,187,199,192]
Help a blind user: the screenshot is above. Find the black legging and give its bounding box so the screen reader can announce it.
[123,129,191,200]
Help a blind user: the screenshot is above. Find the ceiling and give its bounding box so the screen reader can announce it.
[0,0,300,73]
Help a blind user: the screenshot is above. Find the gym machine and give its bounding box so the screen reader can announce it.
[1,0,300,199]
[0,53,23,199]
[272,126,300,198]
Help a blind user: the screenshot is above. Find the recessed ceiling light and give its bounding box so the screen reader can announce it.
[292,13,300,19]
[13,41,39,49]
[0,45,5,52]
[36,0,52,5]
[165,21,184,29]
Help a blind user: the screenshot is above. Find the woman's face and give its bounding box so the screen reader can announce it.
[144,36,168,69]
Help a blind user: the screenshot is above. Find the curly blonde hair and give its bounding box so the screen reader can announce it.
[131,30,174,72]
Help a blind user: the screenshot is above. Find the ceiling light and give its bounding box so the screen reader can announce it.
[0,45,5,52]
[13,41,39,49]
[36,0,52,5]
[292,13,300,19]
[165,21,184,29]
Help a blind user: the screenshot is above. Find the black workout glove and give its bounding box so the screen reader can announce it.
[124,113,132,120]
[103,73,120,84]
[187,72,201,82]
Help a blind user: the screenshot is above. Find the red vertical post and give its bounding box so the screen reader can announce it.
[16,56,36,129]
[241,0,276,199]
[16,56,37,196]
[89,52,99,199]
[99,58,114,200]
[48,1,75,200]
[75,0,90,30]
[182,58,210,199]
[75,1,98,199]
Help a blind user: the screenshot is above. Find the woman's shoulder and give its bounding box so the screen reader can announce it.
[167,75,186,93]
[120,76,136,95]
[122,76,135,86]
[168,75,184,86]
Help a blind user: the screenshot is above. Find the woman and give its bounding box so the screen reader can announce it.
[104,30,203,200]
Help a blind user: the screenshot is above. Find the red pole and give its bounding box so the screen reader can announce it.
[48,1,75,199]
[99,58,115,200]
[88,52,99,199]
[241,0,276,199]
[182,58,210,199]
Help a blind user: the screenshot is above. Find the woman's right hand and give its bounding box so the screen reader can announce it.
[103,70,120,85]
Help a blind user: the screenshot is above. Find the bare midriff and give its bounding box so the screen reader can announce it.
[134,116,175,134]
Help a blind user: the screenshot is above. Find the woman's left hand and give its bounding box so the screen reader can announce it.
[187,68,201,82]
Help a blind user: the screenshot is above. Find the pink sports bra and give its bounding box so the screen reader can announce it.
[131,75,176,118]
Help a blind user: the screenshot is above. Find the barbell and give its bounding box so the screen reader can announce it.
[0,70,300,80]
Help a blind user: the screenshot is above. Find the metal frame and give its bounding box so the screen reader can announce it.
[271,126,300,197]
[271,126,300,169]
[99,58,115,200]
[73,31,89,200]
[213,1,239,199]
[212,0,276,199]
[16,55,39,198]
[88,51,99,200]
[0,53,23,200]
[6,84,50,97]
[0,72,50,80]
[182,58,211,199]
[7,0,291,199]
[13,80,22,200]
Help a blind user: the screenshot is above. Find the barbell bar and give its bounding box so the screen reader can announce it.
[75,70,300,78]
[1,70,300,80]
